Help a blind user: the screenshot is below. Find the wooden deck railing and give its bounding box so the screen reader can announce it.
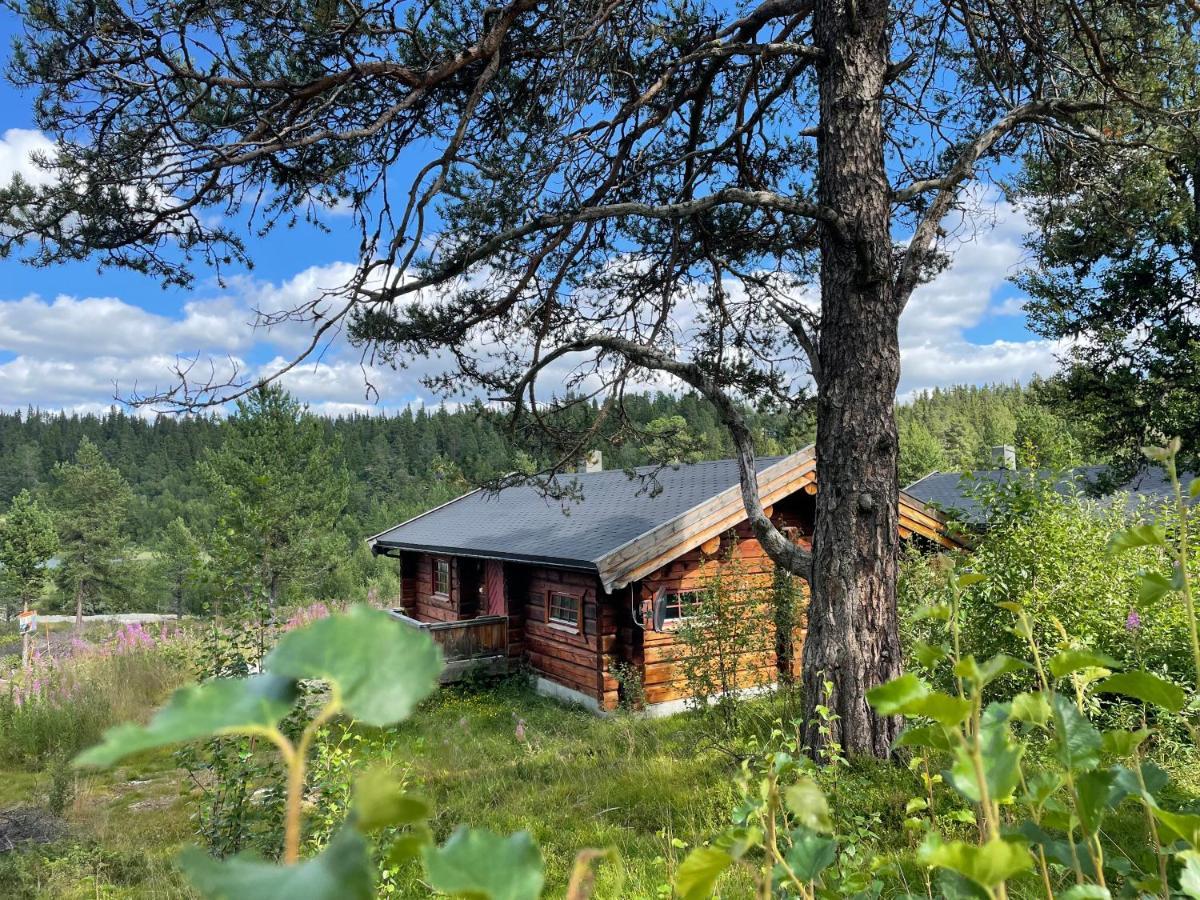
[390,611,508,663]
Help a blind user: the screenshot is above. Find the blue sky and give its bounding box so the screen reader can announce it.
[0,10,1061,416]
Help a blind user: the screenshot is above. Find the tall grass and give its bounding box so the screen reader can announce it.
[0,622,195,765]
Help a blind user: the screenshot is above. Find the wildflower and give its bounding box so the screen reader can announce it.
[514,718,526,742]
[1126,608,1142,632]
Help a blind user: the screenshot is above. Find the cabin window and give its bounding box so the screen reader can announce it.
[660,590,701,627]
[433,558,451,598]
[547,591,580,630]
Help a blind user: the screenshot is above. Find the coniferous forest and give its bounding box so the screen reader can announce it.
[0,381,1088,619]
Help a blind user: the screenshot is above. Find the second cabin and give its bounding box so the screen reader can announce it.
[368,447,961,714]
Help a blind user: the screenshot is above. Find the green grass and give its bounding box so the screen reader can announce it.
[2,675,1199,897]
[365,679,753,897]
[0,749,197,899]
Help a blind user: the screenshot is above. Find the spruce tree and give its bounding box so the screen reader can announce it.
[52,438,132,626]
[201,386,350,613]
[0,489,59,620]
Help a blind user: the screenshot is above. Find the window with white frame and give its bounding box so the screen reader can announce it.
[433,557,451,597]
[547,591,580,630]
[660,589,701,626]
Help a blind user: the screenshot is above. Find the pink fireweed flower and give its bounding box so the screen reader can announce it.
[1126,608,1142,632]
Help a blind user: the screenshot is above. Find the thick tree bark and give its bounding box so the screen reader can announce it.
[801,0,903,757]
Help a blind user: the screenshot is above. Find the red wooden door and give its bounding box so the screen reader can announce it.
[484,561,507,617]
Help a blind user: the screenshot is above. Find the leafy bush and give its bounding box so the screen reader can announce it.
[75,606,610,899]
[900,470,1193,686]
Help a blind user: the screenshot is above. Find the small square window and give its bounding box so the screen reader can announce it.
[547,592,580,629]
[661,590,700,626]
[433,558,451,597]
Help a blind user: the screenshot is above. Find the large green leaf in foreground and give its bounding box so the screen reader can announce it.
[423,827,545,900]
[76,673,298,767]
[266,605,443,726]
[180,827,373,900]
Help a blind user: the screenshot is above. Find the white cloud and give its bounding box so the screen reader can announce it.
[0,294,256,359]
[896,196,1058,396]
[0,192,1063,414]
[0,264,453,413]
[0,129,55,188]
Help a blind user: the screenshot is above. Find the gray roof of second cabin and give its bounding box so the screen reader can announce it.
[905,464,1191,525]
[369,456,786,570]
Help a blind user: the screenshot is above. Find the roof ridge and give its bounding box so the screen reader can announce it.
[565,454,788,477]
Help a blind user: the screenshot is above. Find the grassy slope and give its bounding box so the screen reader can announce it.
[371,679,761,897]
[2,677,1198,898]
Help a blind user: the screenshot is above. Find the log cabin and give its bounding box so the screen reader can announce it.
[368,447,963,715]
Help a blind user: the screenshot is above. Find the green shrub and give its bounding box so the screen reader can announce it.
[900,471,1192,683]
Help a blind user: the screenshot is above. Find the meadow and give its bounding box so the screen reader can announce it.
[3,457,1200,898]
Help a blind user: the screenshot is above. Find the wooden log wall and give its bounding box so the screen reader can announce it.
[623,495,813,707]
[405,553,462,623]
[512,566,619,708]
[393,491,814,712]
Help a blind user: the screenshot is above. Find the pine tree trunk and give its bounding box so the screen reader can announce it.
[74,580,84,629]
[801,0,903,757]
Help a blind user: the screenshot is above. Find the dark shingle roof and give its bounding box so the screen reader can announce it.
[369,457,786,570]
[905,465,1190,525]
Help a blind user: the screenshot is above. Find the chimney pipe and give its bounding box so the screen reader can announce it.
[991,445,1016,470]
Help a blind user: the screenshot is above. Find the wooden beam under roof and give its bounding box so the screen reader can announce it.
[596,446,967,590]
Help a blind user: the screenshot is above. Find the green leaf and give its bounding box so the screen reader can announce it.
[1109,762,1168,809]
[713,826,761,860]
[866,675,971,726]
[1047,648,1120,679]
[388,828,434,865]
[913,640,949,672]
[266,606,442,726]
[353,768,429,832]
[422,828,544,900]
[894,725,954,752]
[1022,771,1064,810]
[1096,670,1186,713]
[956,572,986,588]
[920,835,1032,890]
[1152,806,1200,849]
[784,776,833,834]
[913,602,951,622]
[1140,571,1175,605]
[76,674,297,768]
[954,654,1028,688]
[1017,822,1097,880]
[675,846,733,900]
[1052,695,1102,773]
[950,703,1023,805]
[909,692,974,727]
[1190,477,1200,499]
[1075,768,1118,835]
[785,827,837,882]
[1100,728,1151,758]
[867,673,928,716]
[1010,691,1051,727]
[1179,850,1200,898]
[179,827,373,900]
[1108,524,1166,553]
